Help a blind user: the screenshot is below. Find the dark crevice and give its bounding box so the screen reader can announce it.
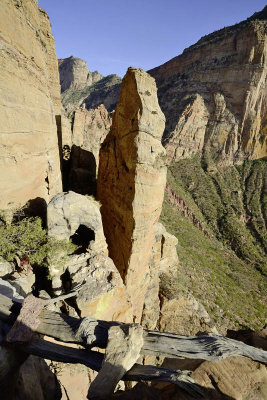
[60,269,81,317]
[70,224,95,254]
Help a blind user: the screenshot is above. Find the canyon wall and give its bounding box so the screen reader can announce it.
[98,68,167,321]
[58,56,103,92]
[0,0,62,213]
[149,8,267,163]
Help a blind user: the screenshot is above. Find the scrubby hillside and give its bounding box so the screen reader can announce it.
[160,157,267,331]
[60,68,121,114]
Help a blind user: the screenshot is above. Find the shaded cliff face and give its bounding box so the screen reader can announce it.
[66,105,112,195]
[58,56,103,93]
[98,68,167,321]
[149,7,267,163]
[0,0,62,212]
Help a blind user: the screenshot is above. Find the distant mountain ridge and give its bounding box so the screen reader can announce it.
[58,56,103,92]
[149,6,267,163]
[59,56,121,114]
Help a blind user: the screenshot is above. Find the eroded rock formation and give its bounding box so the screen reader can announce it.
[0,0,62,212]
[66,105,112,195]
[47,191,107,254]
[47,191,132,322]
[149,7,267,163]
[98,67,167,321]
[58,56,103,92]
[141,223,179,330]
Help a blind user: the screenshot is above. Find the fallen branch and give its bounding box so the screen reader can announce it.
[0,294,266,363]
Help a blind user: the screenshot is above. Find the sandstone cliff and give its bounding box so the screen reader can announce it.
[60,65,121,114]
[149,7,267,163]
[58,56,103,92]
[66,105,112,195]
[0,0,62,213]
[98,68,167,321]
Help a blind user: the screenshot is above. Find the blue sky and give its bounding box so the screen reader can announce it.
[39,0,267,77]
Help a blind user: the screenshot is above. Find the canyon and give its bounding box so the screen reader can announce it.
[0,1,266,399]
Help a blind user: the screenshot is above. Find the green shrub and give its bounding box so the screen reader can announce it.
[0,216,77,266]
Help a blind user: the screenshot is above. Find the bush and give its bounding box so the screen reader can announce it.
[0,216,77,266]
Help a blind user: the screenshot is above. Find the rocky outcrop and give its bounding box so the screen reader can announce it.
[66,253,133,322]
[159,295,216,336]
[66,104,112,195]
[60,70,121,114]
[141,223,178,329]
[47,191,132,322]
[149,7,267,163]
[58,56,103,92]
[0,0,62,212]
[47,191,107,254]
[166,184,210,237]
[98,67,167,322]
[71,105,112,168]
[158,356,267,400]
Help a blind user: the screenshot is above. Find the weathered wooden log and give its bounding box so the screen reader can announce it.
[88,324,144,399]
[0,294,266,363]
[4,335,203,398]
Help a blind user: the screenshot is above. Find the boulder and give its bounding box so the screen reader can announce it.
[0,257,14,278]
[159,295,217,336]
[47,191,107,254]
[67,253,133,322]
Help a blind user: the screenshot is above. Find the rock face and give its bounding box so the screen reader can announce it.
[0,0,62,212]
[47,191,107,255]
[66,104,112,195]
[98,67,167,321]
[47,191,132,322]
[141,223,179,330]
[59,63,121,114]
[58,56,103,92]
[71,105,112,168]
[67,253,133,322]
[159,356,267,400]
[159,295,216,336]
[149,7,267,163]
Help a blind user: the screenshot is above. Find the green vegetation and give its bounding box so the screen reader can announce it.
[62,74,121,113]
[0,215,77,268]
[160,156,267,331]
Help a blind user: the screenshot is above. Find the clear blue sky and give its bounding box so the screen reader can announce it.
[39,0,267,77]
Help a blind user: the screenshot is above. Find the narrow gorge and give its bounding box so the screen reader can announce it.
[0,1,266,399]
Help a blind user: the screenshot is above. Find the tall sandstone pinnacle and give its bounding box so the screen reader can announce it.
[0,0,62,212]
[98,68,167,322]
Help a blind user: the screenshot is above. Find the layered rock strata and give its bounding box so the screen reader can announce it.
[149,7,267,163]
[98,67,167,321]
[58,56,103,92]
[66,105,112,194]
[0,0,62,212]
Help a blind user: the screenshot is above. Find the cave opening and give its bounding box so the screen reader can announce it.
[70,224,95,254]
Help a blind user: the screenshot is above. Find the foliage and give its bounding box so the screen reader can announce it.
[0,216,77,267]
[160,157,267,330]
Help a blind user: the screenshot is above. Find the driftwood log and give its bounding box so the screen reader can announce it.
[0,293,267,398]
